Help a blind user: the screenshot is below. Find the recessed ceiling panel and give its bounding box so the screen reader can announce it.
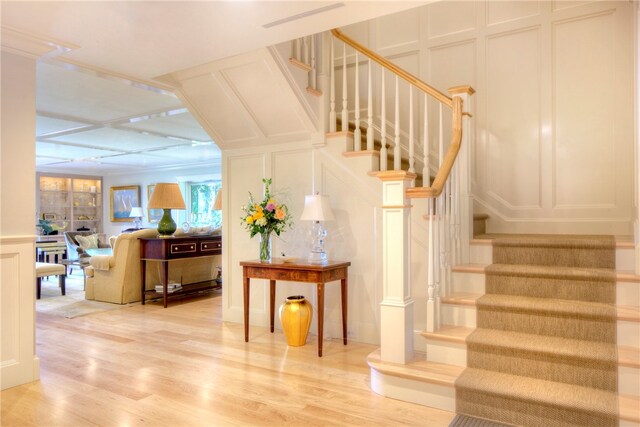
[36,116,91,136]
[49,127,185,151]
[223,59,307,137]
[37,62,181,122]
[95,153,177,167]
[36,156,68,166]
[181,72,258,144]
[119,112,212,142]
[151,144,221,162]
[36,141,119,159]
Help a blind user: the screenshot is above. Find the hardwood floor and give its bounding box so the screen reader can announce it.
[1,291,455,426]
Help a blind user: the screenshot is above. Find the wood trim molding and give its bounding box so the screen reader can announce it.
[343,150,380,158]
[0,235,36,245]
[331,28,453,107]
[373,170,418,182]
[1,26,77,59]
[448,85,476,95]
[406,96,463,199]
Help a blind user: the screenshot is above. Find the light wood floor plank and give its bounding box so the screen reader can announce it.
[1,292,455,426]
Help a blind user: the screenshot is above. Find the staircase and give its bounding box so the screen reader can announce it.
[293,29,640,427]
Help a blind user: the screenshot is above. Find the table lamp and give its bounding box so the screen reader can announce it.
[129,207,144,230]
[213,188,222,211]
[148,183,186,237]
[300,194,335,264]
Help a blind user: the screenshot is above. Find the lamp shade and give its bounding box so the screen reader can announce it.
[213,188,222,210]
[148,183,186,210]
[129,207,144,218]
[300,195,335,222]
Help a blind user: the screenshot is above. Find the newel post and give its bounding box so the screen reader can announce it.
[378,171,416,364]
[448,85,475,264]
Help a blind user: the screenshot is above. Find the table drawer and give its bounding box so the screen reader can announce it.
[200,240,222,252]
[170,242,197,255]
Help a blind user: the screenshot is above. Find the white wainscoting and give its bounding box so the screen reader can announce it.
[1,236,39,390]
[341,0,635,235]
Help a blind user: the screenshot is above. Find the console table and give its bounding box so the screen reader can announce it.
[140,235,222,307]
[240,259,350,357]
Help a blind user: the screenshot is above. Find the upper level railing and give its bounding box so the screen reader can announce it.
[290,28,475,335]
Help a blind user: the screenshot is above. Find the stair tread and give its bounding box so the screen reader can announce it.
[473,233,633,249]
[457,368,631,419]
[441,291,639,322]
[425,324,639,367]
[476,293,625,321]
[367,349,463,387]
[486,263,616,282]
[422,325,473,343]
[454,263,640,283]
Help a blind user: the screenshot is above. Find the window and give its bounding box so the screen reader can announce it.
[186,181,221,228]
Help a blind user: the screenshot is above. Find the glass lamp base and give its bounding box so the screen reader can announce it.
[307,251,328,264]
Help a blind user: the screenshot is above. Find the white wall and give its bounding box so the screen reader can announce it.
[222,137,388,344]
[342,0,635,235]
[1,51,39,390]
[101,165,219,237]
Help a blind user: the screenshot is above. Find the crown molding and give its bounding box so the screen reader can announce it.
[1,26,77,59]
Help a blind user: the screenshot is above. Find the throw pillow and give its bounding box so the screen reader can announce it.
[76,234,99,250]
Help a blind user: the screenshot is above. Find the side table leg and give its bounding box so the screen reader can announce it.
[341,277,348,345]
[317,282,325,357]
[269,280,276,333]
[244,275,250,342]
[162,261,169,308]
[140,259,146,305]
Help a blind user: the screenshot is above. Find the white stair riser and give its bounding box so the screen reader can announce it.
[620,366,640,396]
[469,243,635,271]
[370,369,456,412]
[451,270,485,294]
[618,321,640,347]
[617,248,636,271]
[441,303,638,345]
[469,243,491,264]
[423,338,639,397]
[425,340,466,367]
[618,281,640,308]
[452,270,638,307]
[440,304,476,327]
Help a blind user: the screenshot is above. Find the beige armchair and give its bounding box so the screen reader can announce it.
[85,229,219,304]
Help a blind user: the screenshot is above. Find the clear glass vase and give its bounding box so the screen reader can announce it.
[259,231,272,263]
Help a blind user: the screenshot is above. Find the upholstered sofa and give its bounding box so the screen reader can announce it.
[64,231,110,262]
[85,229,219,304]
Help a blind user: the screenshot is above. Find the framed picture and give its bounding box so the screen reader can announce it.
[147,184,163,224]
[42,213,56,221]
[110,185,141,222]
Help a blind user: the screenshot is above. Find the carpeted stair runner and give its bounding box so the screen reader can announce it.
[455,235,618,427]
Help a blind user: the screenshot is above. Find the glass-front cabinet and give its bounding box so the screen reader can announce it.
[37,173,102,235]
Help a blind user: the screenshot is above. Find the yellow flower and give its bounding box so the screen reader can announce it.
[253,211,264,220]
[246,216,254,224]
[275,208,285,220]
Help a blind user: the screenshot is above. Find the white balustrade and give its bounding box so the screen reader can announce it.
[324,31,474,340]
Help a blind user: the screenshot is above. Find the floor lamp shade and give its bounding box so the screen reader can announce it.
[148,183,186,237]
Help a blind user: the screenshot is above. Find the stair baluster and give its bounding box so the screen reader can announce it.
[366,58,374,151]
[341,43,348,131]
[380,69,387,171]
[329,38,336,133]
[354,51,361,151]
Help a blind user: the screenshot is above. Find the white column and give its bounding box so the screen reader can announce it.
[448,86,475,264]
[635,2,640,274]
[1,50,39,390]
[378,171,416,364]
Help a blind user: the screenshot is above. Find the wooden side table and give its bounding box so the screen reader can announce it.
[240,259,351,357]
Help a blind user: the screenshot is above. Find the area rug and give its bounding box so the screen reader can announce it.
[449,414,513,427]
[36,271,129,318]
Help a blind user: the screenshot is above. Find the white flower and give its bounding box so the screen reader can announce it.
[256,217,267,226]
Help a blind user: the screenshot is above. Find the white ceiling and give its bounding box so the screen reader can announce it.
[1,1,427,175]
